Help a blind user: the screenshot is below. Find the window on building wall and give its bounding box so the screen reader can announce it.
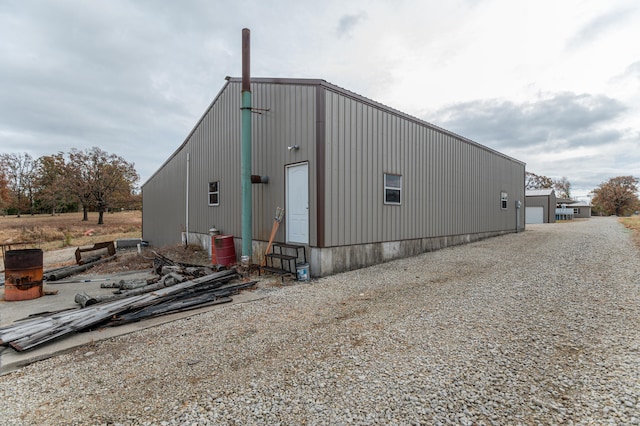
[574,208,580,214]
[384,173,402,205]
[500,191,508,209]
[208,181,220,206]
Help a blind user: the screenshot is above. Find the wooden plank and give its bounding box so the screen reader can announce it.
[1,269,239,351]
[262,207,284,266]
[112,296,233,324]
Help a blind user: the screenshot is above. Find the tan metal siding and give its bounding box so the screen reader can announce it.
[144,78,525,251]
[142,85,242,248]
[141,151,187,247]
[187,85,242,240]
[322,89,525,247]
[251,83,317,244]
[143,81,317,247]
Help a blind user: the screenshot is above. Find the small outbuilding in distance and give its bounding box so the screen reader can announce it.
[569,201,592,218]
[525,188,557,224]
[142,77,526,277]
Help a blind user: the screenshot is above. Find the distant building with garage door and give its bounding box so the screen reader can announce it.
[526,189,556,223]
[142,78,526,277]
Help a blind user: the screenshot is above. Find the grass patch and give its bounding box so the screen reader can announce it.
[620,215,640,249]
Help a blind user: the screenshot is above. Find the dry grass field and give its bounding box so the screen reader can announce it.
[620,215,640,249]
[0,210,141,252]
[0,210,214,272]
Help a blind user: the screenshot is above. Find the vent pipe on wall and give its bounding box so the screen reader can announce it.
[241,28,252,260]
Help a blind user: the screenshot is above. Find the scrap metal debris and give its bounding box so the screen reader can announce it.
[0,251,257,352]
[151,250,220,276]
[74,241,116,264]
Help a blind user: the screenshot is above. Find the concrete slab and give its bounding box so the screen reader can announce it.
[0,270,264,375]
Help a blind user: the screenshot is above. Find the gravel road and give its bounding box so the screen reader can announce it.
[1,217,639,425]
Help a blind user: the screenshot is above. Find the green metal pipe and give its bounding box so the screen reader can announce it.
[241,90,252,258]
[241,28,252,259]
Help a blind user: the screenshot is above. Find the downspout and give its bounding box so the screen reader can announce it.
[241,28,252,260]
[185,152,190,246]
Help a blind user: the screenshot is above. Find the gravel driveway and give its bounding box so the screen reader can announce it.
[1,217,639,425]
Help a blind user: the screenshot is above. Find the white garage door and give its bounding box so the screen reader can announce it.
[526,206,544,224]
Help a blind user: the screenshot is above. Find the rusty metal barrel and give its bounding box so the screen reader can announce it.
[213,235,237,267]
[4,249,44,301]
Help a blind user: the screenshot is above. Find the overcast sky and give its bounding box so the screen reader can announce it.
[1,0,638,199]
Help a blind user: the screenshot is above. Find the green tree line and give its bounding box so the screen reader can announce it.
[0,147,140,224]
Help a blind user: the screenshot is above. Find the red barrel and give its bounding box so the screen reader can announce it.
[4,249,44,301]
[211,236,217,265]
[213,235,236,267]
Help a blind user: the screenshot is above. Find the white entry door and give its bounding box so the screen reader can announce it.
[286,163,309,244]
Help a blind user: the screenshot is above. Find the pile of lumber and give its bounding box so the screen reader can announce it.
[0,269,256,352]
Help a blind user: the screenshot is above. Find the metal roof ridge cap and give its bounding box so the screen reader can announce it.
[227,76,524,167]
[226,77,327,85]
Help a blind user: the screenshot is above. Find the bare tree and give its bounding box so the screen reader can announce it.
[525,171,554,190]
[553,176,572,199]
[0,153,37,217]
[526,172,573,199]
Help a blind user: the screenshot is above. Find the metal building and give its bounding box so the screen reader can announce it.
[142,78,526,277]
[570,202,592,218]
[525,189,557,224]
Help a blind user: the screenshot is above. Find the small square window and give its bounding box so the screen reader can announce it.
[208,181,219,206]
[500,191,508,209]
[384,173,402,205]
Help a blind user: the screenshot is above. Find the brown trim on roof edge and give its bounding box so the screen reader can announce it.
[144,76,525,190]
[228,77,326,86]
[227,77,525,166]
[315,85,326,248]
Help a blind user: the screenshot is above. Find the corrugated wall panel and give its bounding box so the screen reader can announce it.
[187,85,242,242]
[143,81,317,248]
[142,150,187,247]
[145,79,524,250]
[321,89,525,247]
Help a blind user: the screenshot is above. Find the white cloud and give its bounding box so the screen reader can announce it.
[0,0,638,191]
